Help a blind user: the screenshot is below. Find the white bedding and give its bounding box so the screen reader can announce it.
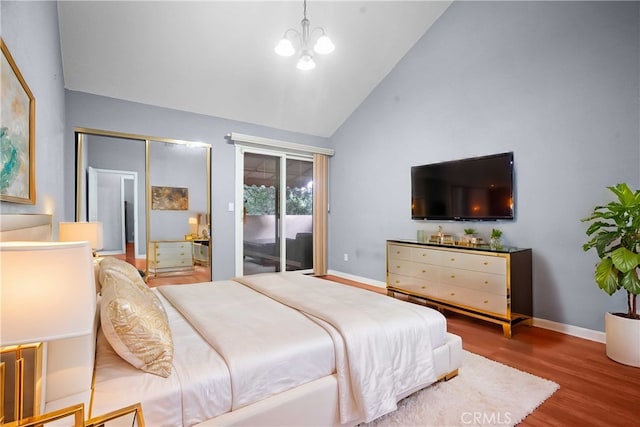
[91,273,450,426]
[235,273,439,422]
[158,280,335,411]
[91,290,232,426]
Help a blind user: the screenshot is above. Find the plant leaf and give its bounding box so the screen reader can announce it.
[611,247,640,273]
[621,270,640,296]
[594,258,621,295]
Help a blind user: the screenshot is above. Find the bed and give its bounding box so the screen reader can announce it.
[1,214,463,426]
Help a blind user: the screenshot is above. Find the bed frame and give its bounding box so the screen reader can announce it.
[1,214,462,426]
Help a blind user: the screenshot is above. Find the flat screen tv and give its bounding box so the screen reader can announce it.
[411,152,514,221]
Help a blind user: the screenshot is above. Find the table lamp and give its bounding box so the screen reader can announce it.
[59,222,104,256]
[0,241,96,424]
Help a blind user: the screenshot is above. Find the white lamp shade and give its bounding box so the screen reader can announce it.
[297,53,316,70]
[313,35,335,55]
[59,222,104,250]
[275,38,295,56]
[0,241,97,346]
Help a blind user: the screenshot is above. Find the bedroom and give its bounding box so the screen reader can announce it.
[1,0,639,426]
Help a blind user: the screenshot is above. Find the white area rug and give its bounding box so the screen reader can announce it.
[365,350,559,427]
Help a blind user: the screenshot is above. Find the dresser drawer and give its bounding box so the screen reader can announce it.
[397,281,438,298]
[388,244,413,261]
[388,259,438,280]
[436,284,508,317]
[439,266,507,296]
[154,252,192,265]
[410,247,442,265]
[440,251,506,274]
[387,273,423,288]
[154,241,191,254]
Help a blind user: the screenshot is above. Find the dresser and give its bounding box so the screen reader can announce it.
[386,240,532,337]
[148,240,194,275]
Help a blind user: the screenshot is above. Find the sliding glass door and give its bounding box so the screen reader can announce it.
[240,149,313,275]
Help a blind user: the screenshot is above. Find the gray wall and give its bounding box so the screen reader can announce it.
[328,1,640,332]
[64,91,329,280]
[0,1,67,231]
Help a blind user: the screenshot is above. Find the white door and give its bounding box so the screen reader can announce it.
[88,167,139,256]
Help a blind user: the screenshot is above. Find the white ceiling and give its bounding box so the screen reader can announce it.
[57,1,451,138]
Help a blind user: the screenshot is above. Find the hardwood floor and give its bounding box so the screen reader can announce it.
[322,275,640,426]
[110,243,211,287]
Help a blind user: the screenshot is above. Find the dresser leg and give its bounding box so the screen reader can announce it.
[502,323,512,338]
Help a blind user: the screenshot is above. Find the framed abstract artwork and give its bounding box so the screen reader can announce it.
[151,186,189,210]
[1,38,35,204]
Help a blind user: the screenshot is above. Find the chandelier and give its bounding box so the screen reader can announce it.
[274,0,335,70]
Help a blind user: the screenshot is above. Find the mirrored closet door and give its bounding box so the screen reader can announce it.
[75,128,212,285]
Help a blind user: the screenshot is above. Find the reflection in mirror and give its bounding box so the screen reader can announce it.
[76,129,212,286]
[147,141,211,286]
[77,134,146,261]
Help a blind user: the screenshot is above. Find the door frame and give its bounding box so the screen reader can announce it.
[234,145,313,276]
[88,166,140,258]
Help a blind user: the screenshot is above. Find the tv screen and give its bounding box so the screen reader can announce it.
[411,152,514,221]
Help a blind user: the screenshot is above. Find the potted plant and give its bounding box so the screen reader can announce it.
[489,228,503,249]
[462,228,477,245]
[582,182,640,367]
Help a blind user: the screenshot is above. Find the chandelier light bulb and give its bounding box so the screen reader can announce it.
[313,34,334,55]
[275,38,295,57]
[297,52,316,70]
[275,0,333,70]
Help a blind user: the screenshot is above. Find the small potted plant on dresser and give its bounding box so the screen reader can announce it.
[489,228,503,250]
[582,183,640,367]
[462,228,477,245]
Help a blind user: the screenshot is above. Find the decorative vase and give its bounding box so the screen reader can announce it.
[605,312,640,367]
[489,237,502,250]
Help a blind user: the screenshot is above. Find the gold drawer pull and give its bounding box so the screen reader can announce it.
[450,292,455,296]
[180,252,185,255]
[395,280,400,284]
[484,280,489,284]
[422,269,426,273]
[450,258,455,262]
[484,261,489,265]
[422,253,426,257]
[484,300,489,304]
[396,265,401,268]
[396,250,400,254]
[450,275,455,279]
[421,286,426,289]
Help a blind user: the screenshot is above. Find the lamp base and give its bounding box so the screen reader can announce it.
[1,343,43,423]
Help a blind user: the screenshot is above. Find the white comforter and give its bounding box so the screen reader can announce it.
[158,280,335,412]
[92,273,442,425]
[234,273,437,423]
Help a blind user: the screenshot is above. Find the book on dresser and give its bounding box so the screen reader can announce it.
[386,239,532,338]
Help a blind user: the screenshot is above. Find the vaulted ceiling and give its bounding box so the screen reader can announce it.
[57,1,451,138]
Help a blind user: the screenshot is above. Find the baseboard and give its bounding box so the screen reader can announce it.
[326,270,386,288]
[328,270,607,344]
[532,317,605,343]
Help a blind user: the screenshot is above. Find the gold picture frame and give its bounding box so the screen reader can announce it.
[0,38,35,204]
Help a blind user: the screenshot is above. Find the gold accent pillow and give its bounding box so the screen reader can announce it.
[98,256,147,293]
[100,272,173,377]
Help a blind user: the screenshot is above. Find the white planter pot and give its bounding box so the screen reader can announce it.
[605,312,640,367]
